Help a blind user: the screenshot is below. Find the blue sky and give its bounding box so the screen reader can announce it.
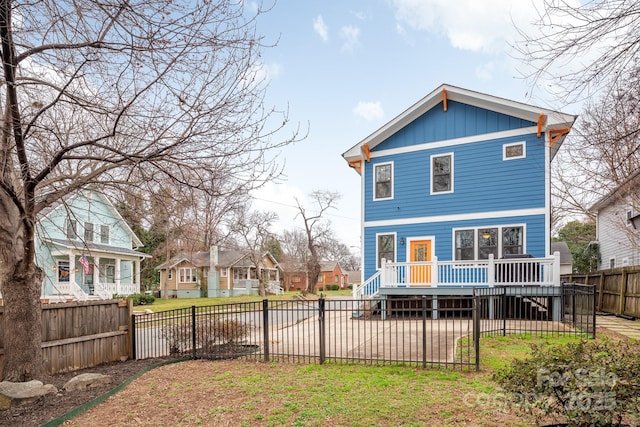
[250,0,580,251]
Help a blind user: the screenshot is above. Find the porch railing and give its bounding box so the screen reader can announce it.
[354,252,561,299]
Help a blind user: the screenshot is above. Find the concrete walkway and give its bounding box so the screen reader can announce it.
[597,314,640,340]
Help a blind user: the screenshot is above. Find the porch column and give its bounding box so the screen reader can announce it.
[115,258,121,294]
[136,259,141,293]
[93,256,100,292]
[68,250,76,287]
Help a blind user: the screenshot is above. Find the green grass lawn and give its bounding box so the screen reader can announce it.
[134,290,352,312]
[74,334,588,426]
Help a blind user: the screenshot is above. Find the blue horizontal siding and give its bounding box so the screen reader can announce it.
[377,100,536,151]
[363,215,546,280]
[365,133,545,222]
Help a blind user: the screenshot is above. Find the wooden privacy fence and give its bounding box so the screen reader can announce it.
[0,299,133,376]
[563,266,640,318]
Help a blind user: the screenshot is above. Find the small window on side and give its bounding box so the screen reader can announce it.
[503,142,526,160]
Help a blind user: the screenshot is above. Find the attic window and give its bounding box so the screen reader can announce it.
[503,142,526,160]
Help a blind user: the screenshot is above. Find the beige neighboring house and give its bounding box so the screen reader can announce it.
[155,246,283,298]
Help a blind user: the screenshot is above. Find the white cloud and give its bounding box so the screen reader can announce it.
[313,15,329,42]
[475,61,496,80]
[340,25,361,51]
[389,0,542,53]
[353,101,384,121]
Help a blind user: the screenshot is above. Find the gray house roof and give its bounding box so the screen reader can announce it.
[155,248,281,271]
[551,241,573,265]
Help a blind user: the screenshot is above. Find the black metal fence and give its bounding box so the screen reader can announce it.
[132,283,595,371]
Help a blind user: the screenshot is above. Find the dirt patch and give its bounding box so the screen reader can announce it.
[0,357,169,427]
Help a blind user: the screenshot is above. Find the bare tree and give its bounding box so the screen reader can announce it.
[0,0,298,381]
[550,74,640,235]
[295,191,340,294]
[516,1,640,235]
[516,0,640,103]
[229,209,278,297]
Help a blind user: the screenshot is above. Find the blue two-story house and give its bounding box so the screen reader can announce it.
[343,84,576,301]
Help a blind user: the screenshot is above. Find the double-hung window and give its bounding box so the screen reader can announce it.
[377,233,395,268]
[374,162,393,200]
[178,267,197,283]
[431,153,453,194]
[100,225,110,244]
[66,219,78,239]
[84,222,94,242]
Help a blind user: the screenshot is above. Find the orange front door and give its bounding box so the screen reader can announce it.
[410,240,432,285]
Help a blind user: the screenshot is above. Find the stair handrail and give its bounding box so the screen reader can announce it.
[353,269,382,300]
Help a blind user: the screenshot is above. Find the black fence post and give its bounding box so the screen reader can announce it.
[502,288,507,336]
[263,299,270,362]
[131,314,137,360]
[473,293,480,372]
[572,284,577,327]
[421,296,427,369]
[319,297,326,364]
[191,306,197,360]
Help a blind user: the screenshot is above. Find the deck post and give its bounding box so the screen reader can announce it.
[487,254,495,287]
[432,256,438,288]
[553,251,561,286]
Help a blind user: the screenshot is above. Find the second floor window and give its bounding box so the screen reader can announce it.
[84,222,94,242]
[432,153,453,194]
[100,225,110,244]
[374,162,393,200]
[66,219,78,239]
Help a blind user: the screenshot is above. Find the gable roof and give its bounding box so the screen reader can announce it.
[551,241,573,264]
[39,189,144,248]
[589,170,640,213]
[342,83,576,167]
[156,248,282,271]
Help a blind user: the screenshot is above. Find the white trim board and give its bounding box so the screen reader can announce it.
[364,208,546,228]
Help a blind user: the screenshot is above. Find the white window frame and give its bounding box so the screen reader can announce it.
[66,219,78,240]
[220,268,227,277]
[84,222,94,242]
[373,161,394,201]
[178,267,197,283]
[100,225,110,244]
[430,152,454,195]
[503,141,526,160]
[376,232,396,269]
[609,258,616,269]
[451,224,526,260]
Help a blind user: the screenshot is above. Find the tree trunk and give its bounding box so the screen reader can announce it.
[1,265,44,381]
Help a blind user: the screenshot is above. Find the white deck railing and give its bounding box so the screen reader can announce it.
[354,252,561,299]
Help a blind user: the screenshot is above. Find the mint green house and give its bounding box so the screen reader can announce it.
[34,190,150,301]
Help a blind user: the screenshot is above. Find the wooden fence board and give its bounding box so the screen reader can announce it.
[0,299,132,376]
[563,266,640,318]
